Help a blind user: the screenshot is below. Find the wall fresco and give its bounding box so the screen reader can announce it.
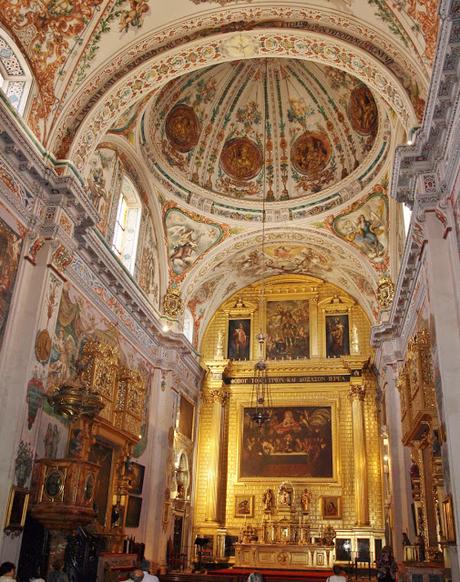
[137,213,160,307]
[164,206,226,278]
[0,215,23,350]
[327,188,388,269]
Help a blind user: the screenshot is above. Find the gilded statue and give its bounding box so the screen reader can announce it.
[262,488,274,512]
[300,488,312,513]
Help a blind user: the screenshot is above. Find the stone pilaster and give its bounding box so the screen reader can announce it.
[382,361,415,560]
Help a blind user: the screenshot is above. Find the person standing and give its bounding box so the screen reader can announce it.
[139,560,159,582]
[326,564,347,581]
[46,561,68,582]
[376,546,398,581]
[0,562,16,581]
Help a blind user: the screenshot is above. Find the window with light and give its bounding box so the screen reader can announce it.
[0,29,32,115]
[111,176,141,274]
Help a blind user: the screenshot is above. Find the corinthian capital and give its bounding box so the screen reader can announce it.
[349,384,366,401]
[203,388,229,406]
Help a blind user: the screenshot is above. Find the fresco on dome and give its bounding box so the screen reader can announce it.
[87,148,118,236]
[348,85,378,136]
[291,131,332,177]
[0,0,151,134]
[109,97,149,144]
[164,207,226,277]
[151,59,378,202]
[220,137,263,181]
[0,216,22,351]
[165,104,200,153]
[137,214,160,307]
[328,189,388,267]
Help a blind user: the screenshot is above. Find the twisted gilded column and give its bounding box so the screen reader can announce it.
[350,381,370,526]
[203,362,229,524]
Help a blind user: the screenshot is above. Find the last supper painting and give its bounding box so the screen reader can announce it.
[240,406,333,479]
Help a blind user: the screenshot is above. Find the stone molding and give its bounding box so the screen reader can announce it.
[391,0,460,207]
[373,0,460,349]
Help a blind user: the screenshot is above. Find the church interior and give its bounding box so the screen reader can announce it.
[0,0,459,581]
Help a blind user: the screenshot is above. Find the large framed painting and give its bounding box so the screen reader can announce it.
[266,300,309,360]
[125,495,142,528]
[4,486,29,530]
[228,319,251,361]
[128,462,145,495]
[178,396,194,440]
[325,314,349,358]
[239,405,333,479]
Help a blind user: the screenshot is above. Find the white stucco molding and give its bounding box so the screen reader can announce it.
[391,0,460,206]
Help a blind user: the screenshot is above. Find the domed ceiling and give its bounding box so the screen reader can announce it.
[143,58,386,215]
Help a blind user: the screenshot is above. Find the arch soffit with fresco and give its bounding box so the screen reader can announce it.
[65,29,418,174]
[180,227,379,341]
[47,3,429,157]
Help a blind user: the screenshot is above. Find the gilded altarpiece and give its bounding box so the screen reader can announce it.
[194,276,384,568]
[31,337,147,545]
[397,329,449,562]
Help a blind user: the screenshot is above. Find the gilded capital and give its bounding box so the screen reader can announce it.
[203,388,229,406]
[349,384,366,400]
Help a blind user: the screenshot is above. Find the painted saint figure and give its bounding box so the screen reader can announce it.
[229,320,250,360]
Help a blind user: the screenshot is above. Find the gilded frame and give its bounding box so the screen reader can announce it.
[265,298,310,360]
[236,401,339,483]
[318,295,355,359]
[4,486,29,530]
[442,495,456,543]
[321,495,341,519]
[235,494,254,517]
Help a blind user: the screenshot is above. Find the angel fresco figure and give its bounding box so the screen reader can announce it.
[354,214,384,258]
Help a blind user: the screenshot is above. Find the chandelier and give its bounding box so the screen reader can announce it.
[250,59,272,428]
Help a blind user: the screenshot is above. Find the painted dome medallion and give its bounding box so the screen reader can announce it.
[144,58,385,213]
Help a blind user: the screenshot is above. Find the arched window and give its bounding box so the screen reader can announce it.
[403,203,412,235]
[0,29,32,115]
[183,308,194,343]
[112,176,141,274]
